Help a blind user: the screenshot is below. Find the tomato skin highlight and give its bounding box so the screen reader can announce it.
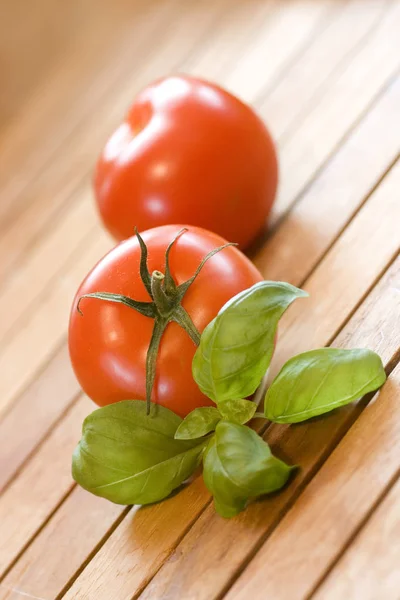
[68,226,263,417]
[94,75,278,249]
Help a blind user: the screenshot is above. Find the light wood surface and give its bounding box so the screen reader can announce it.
[0,1,399,599]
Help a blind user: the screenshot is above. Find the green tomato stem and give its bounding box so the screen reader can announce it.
[146,318,168,415]
[151,271,174,317]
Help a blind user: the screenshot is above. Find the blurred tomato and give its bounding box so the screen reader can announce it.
[94,75,278,249]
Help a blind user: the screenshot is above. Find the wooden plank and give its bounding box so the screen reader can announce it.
[0,344,77,493]
[0,487,123,600]
[134,169,400,600]
[223,0,335,102]
[253,75,400,283]
[0,480,208,600]
[225,360,400,599]
[270,0,400,224]
[259,0,388,141]
[268,157,400,376]
[313,472,400,600]
[0,232,110,418]
[0,193,97,342]
[47,165,400,600]
[184,0,280,80]
[0,397,92,578]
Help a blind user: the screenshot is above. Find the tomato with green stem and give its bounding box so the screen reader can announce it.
[68,225,263,417]
[94,75,278,249]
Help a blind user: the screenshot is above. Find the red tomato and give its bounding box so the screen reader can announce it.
[94,75,278,249]
[69,225,263,417]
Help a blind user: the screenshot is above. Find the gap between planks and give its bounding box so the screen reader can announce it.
[310,464,400,598]
[311,466,400,599]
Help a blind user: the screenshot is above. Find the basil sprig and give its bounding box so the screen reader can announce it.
[192,282,308,404]
[72,279,387,519]
[72,401,207,505]
[265,348,386,423]
[203,422,294,518]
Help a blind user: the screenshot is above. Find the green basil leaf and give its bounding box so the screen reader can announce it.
[203,422,294,518]
[174,407,221,440]
[72,400,206,505]
[192,281,307,403]
[218,398,257,424]
[265,348,386,423]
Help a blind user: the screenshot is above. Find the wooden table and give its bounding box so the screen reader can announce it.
[1,0,399,598]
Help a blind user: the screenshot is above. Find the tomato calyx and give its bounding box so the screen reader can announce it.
[77,228,236,415]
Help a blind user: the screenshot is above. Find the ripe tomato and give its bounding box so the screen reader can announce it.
[69,225,263,418]
[94,75,278,249]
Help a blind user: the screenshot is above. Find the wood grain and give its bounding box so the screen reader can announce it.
[269,156,400,376]
[0,233,110,418]
[223,0,336,102]
[313,468,400,600]
[259,0,388,141]
[0,487,123,600]
[0,344,77,494]
[0,397,92,578]
[253,75,400,283]
[272,0,400,223]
